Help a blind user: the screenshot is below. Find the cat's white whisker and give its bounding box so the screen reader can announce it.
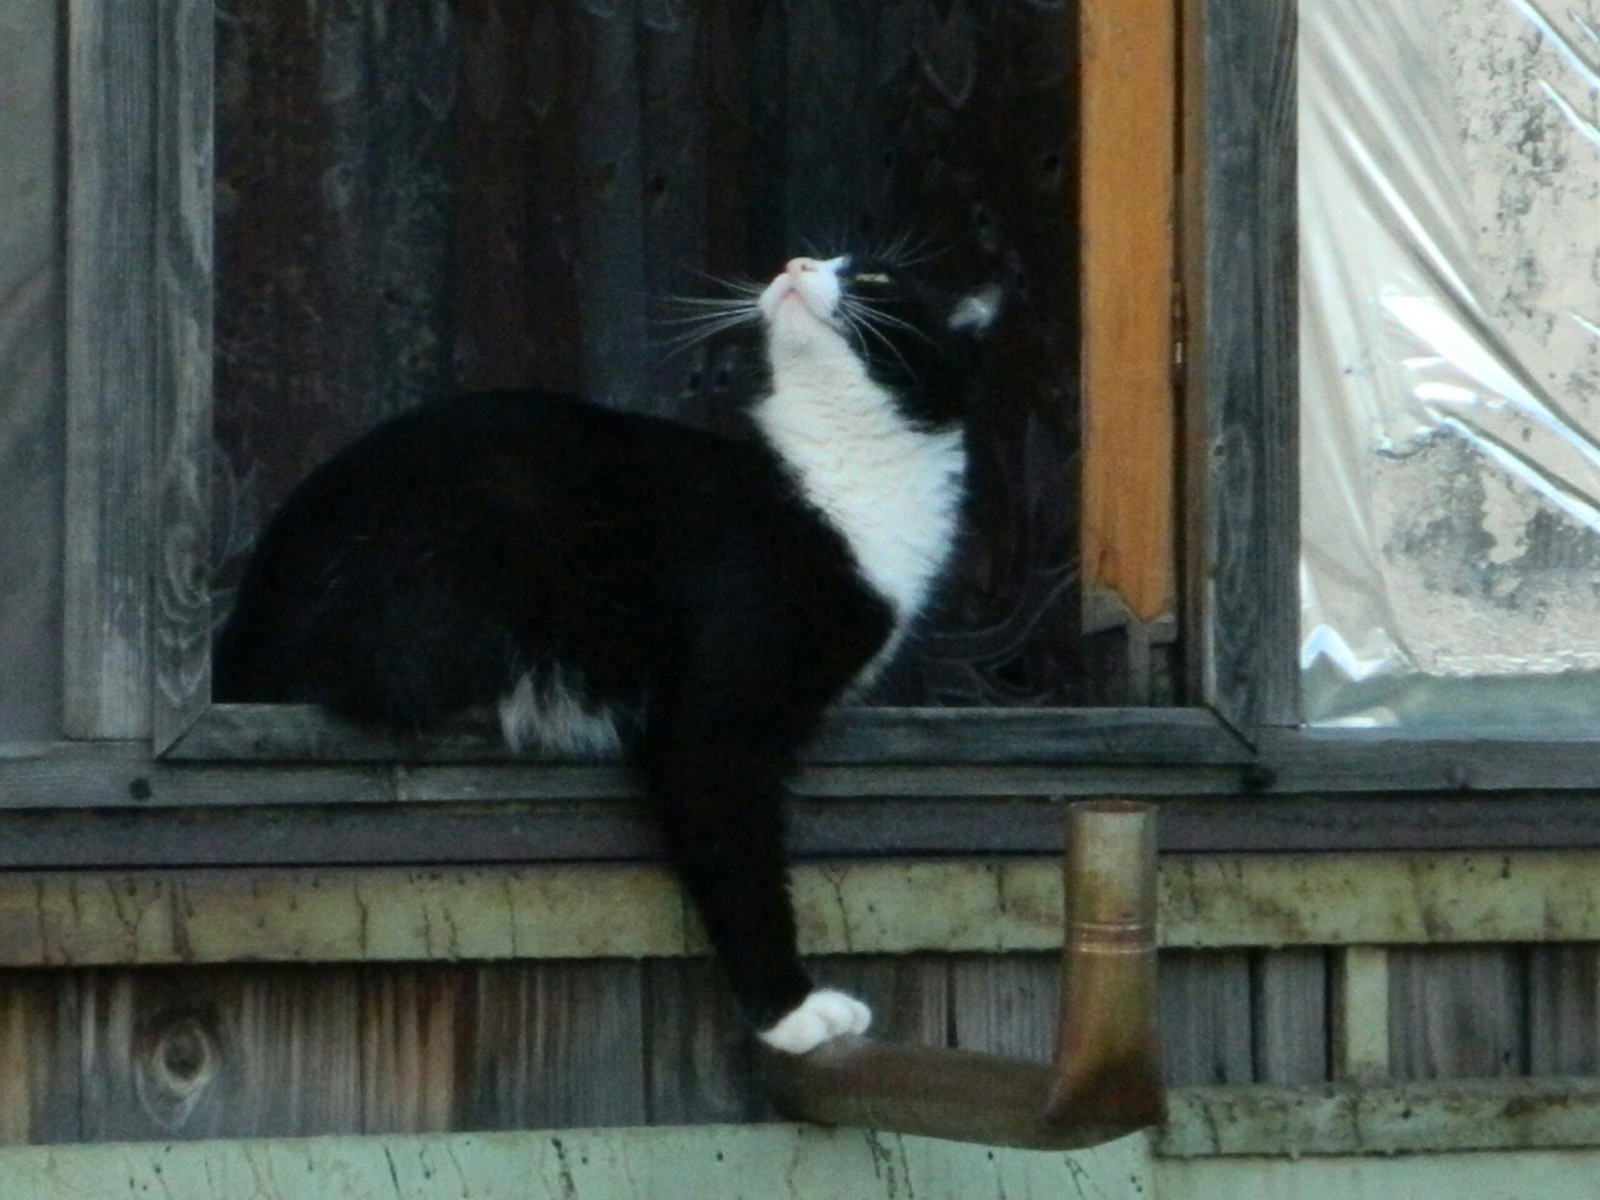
[651,315,760,353]
[872,229,948,270]
[843,300,935,346]
[685,267,765,296]
[839,305,920,384]
[659,295,761,311]
[654,310,759,328]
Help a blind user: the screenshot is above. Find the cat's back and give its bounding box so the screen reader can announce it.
[215,391,758,708]
[247,390,757,552]
[295,390,720,497]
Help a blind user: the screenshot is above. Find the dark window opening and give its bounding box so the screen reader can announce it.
[211,0,1131,711]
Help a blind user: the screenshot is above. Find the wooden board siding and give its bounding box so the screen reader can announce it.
[1184,0,1299,722]
[0,0,63,746]
[77,966,364,1142]
[7,953,1600,1147]
[10,852,1600,970]
[0,973,80,1145]
[151,0,215,751]
[1388,947,1528,1080]
[1527,945,1600,1076]
[0,955,1062,1143]
[4,852,1599,1145]
[63,0,157,739]
[1254,949,1329,1084]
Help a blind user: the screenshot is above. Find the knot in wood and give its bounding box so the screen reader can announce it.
[156,1018,213,1089]
[135,1011,221,1132]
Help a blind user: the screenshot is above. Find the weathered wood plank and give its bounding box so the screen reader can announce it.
[637,2,711,418]
[149,0,214,752]
[212,0,458,592]
[0,865,697,968]
[1331,946,1389,1082]
[1161,1077,1600,1158]
[1388,947,1526,1080]
[640,958,766,1126]
[1159,952,1254,1087]
[457,961,648,1129]
[1190,0,1299,725]
[33,733,1600,819]
[572,0,650,411]
[0,972,81,1145]
[1251,949,1328,1085]
[781,0,878,245]
[1162,852,1600,948]
[813,708,1252,766]
[0,741,1244,811]
[0,741,403,808]
[1527,946,1599,1076]
[8,852,1600,969]
[63,0,157,738]
[359,966,465,1134]
[0,0,65,746]
[0,1125,1156,1199]
[950,953,1056,1061]
[78,967,362,1141]
[451,0,583,396]
[1080,0,1177,626]
[156,712,1600,793]
[15,787,1600,870]
[29,724,1600,813]
[165,704,1256,765]
[1156,793,1600,853]
[51,718,1600,797]
[1257,728,1600,792]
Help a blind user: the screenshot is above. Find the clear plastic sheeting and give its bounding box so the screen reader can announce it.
[1300,0,1600,730]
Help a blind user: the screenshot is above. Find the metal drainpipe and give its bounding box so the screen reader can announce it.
[760,800,1164,1149]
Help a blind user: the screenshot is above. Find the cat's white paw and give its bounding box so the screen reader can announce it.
[757,988,872,1055]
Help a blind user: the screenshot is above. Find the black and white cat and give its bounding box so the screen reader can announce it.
[214,251,1000,1053]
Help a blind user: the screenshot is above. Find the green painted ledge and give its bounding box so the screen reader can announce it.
[0,1125,1155,1200]
[1162,1151,1600,1200]
[8,1126,1600,1200]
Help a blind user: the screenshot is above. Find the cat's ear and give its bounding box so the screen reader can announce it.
[947,283,1003,336]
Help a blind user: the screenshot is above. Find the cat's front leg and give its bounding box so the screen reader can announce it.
[639,712,871,1054]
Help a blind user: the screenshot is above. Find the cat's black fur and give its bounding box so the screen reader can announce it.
[214,253,998,1049]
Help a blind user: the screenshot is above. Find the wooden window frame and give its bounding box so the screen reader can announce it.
[22,0,1600,875]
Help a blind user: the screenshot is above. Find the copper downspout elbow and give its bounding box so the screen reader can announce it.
[761,801,1164,1149]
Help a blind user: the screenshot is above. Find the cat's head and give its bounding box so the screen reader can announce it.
[757,254,1002,427]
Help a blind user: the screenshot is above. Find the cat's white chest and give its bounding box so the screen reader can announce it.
[755,368,966,627]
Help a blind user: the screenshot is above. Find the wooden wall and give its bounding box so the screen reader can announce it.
[0,0,63,744]
[7,843,1600,1147]
[11,0,1598,1161]
[5,945,1598,1144]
